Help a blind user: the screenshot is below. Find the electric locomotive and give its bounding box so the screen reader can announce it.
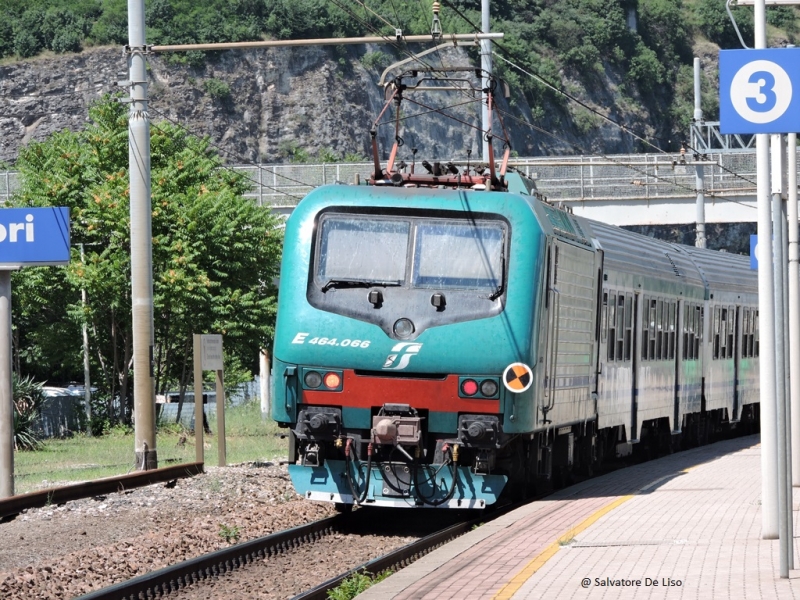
[271,68,759,509]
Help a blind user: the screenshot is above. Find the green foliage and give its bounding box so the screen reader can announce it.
[203,78,231,100]
[12,374,46,451]
[12,95,283,425]
[278,141,310,163]
[361,51,389,71]
[696,0,753,48]
[628,42,664,93]
[318,147,339,163]
[343,152,368,163]
[767,7,797,33]
[218,523,241,543]
[327,570,393,600]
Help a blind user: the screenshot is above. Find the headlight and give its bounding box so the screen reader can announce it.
[393,318,415,338]
[304,371,322,388]
[480,379,499,397]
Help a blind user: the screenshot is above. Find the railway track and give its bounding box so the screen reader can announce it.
[74,503,518,600]
[0,462,203,520]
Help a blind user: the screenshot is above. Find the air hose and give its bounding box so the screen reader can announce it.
[344,438,373,504]
[413,443,459,507]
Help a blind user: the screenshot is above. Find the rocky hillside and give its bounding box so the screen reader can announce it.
[1,42,760,252]
[0,41,700,167]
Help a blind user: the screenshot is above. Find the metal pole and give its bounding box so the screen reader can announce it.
[481,0,492,162]
[754,0,778,540]
[260,348,271,419]
[781,183,794,569]
[772,134,789,576]
[128,0,157,470]
[193,334,204,464]
[693,58,706,248]
[216,369,226,467]
[789,134,800,489]
[80,244,91,434]
[0,271,13,498]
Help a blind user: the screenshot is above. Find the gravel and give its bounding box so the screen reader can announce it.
[0,461,341,599]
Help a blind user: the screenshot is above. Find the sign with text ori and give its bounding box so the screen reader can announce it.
[0,207,70,268]
[720,48,800,134]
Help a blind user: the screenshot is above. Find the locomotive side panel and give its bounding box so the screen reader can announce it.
[539,239,598,428]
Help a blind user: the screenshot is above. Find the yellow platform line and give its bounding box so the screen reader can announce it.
[491,465,698,599]
[491,494,635,600]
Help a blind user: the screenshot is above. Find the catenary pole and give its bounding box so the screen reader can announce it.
[789,133,800,488]
[481,0,492,163]
[0,272,12,497]
[754,0,779,540]
[128,0,157,470]
[693,58,706,248]
[772,134,790,576]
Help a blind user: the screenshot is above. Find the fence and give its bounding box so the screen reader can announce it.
[0,150,771,208]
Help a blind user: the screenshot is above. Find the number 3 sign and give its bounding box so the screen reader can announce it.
[720,49,800,134]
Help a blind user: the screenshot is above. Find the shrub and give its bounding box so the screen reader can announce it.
[203,78,231,100]
[13,374,45,451]
[361,51,388,71]
[696,0,753,49]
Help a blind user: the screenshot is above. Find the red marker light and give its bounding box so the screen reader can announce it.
[461,379,478,396]
[323,372,341,389]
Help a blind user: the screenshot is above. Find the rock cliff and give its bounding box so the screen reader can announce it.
[0,44,659,166]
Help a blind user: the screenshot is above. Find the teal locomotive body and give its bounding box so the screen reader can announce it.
[270,171,759,509]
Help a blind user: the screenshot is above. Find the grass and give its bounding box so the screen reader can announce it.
[327,570,394,600]
[13,401,288,495]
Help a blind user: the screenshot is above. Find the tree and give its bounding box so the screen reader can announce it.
[12,95,283,425]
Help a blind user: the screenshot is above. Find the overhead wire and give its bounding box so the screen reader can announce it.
[434,0,758,209]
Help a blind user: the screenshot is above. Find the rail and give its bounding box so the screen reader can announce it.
[0,461,203,519]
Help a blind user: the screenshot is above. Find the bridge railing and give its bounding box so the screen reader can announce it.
[0,151,771,207]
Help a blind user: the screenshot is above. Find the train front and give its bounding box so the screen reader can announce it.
[272,184,545,508]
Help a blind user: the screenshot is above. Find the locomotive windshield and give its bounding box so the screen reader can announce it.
[317,218,409,285]
[315,214,505,292]
[413,222,503,291]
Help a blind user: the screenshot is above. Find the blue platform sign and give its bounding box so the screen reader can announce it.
[0,207,70,268]
[720,48,800,134]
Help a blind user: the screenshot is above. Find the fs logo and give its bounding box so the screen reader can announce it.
[382,342,423,370]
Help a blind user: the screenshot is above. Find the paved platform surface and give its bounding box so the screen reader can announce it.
[357,435,800,599]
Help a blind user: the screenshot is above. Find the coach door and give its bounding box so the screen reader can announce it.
[733,305,740,421]
[673,299,683,433]
[630,293,640,442]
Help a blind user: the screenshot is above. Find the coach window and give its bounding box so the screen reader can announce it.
[643,297,654,361]
[608,292,617,361]
[616,295,625,360]
[654,300,662,360]
[624,294,633,361]
[682,304,690,360]
[754,309,760,357]
[696,306,703,359]
[727,306,735,359]
[742,308,753,359]
[668,302,676,360]
[713,307,721,360]
[601,291,608,343]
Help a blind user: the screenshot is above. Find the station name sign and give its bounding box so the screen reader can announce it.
[0,207,70,268]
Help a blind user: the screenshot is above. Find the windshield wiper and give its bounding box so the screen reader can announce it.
[488,237,506,301]
[489,284,504,301]
[321,278,402,292]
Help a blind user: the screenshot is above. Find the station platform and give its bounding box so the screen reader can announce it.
[357,435,800,599]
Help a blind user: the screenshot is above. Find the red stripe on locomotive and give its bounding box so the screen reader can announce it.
[301,370,500,413]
